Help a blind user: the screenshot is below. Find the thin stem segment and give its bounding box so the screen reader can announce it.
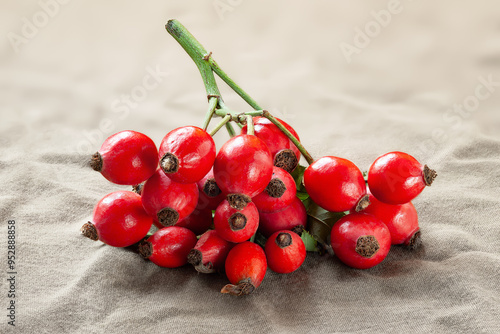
[209,114,232,137]
[202,97,219,130]
[262,110,314,165]
[208,57,262,110]
[245,115,255,135]
[225,122,236,137]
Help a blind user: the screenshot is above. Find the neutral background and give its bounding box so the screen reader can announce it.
[1,1,500,333]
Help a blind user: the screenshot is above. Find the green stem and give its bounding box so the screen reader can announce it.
[209,114,232,136]
[166,20,221,100]
[208,57,262,110]
[262,110,314,165]
[202,97,219,130]
[245,115,255,135]
[225,122,236,137]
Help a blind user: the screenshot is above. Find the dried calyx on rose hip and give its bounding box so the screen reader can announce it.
[81,191,153,247]
[368,151,437,205]
[138,226,197,268]
[304,156,369,212]
[330,213,391,269]
[213,134,273,210]
[90,130,158,185]
[221,241,267,296]
[141,169,199,227]
[196,168,225,211]
[187,230,234,274]
[252,166,297,213]
[265,230,306,274]
[241,116,301,173]
[214,199,259,243]
[158,126,216,184]
[361,190,421,249]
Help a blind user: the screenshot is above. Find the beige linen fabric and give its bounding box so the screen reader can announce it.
[1,1,500,333]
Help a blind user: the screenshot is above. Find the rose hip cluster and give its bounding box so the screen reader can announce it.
[82,117,311,296]
[304,151,437,269]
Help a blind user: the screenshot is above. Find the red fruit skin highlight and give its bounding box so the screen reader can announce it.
[368,151,436,205]
[214,200,259,243]
[361,192,419,246]
[241,116,301,162]
[158,126,216,184]
[330,213,391,269]
[252,166,297,213]
[188,230,234,273]
[141,169,198,227]
[142,226,197,268]
[213,134,273,200]
[304,156,367,212]
[92,130,158,185]
[258,196,307,238]
[86,191,153,247]
[265,230,306,274]
[221,241,267,296]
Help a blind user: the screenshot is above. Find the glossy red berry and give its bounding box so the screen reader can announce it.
[90,130,158,185]
[158,126,216,184]
[265,230,306,274]
[241,116,301,172]
[330,213,391,269]
[187,230,234,273]
[368,151,437,205]
[362,192,420,247]
[304,156,368,212]
[213,134,273,209]
[81,191,153,247]
[196,168,225,211]
[258,196,307,238]
[138,226,197,268]
[214,200,259,243]
[174,198,213,235]
[141,169,198,227]
[252,166,297,213]
[221,241,267,296]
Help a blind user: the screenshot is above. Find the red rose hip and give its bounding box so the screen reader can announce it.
[214,200,259,243]
[187,230,234,273]
[90,130,158,185]
[141,169,198,227]
[368,151,437,205]
[159,126,216,184]
[252,166,296,213]
[196,168,225,211]
[213,134,273,209]
[221,241,267,296]
[241,116,301,172]
[139,226,197,268]
[362,192,420,247]
[81,191,153,247]
[304,156,369,212]
[265,230,306,274]
[258,196,307,238]
[330,213,391,269]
